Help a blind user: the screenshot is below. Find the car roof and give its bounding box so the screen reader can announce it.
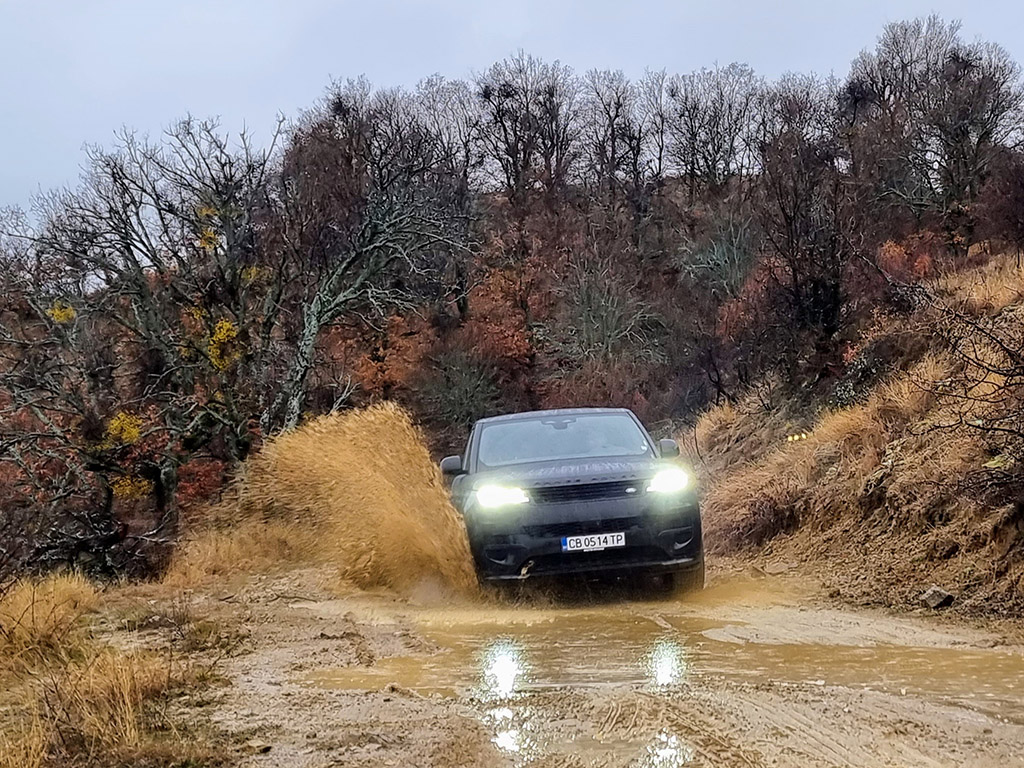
[474,407,635,426]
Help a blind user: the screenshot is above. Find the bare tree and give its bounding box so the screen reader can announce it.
[268,81,469,428]
[534,60,582,203]
[415,74,485,193]
[582,70,639,198]
[476,53,582,212]
[846,16,1024,239]
[753,75,859,341]
[638,70,671,185]
[581,69,674,245]
[667,64,761,204]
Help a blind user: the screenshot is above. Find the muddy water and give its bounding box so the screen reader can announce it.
[306,580,1024,764]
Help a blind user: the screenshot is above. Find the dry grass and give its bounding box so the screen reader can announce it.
[0,574,216,767]
[40,648,183,761]
[0,573,99,667]
[0,711,47,768]
[698,353,955,553]
[169,402,478,594]
[688,380,805,474]
[164,519,319,587]
[932,258,1024,315]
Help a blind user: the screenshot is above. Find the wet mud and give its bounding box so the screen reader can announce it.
[306,580,1024,765]
[202,570,1024,767]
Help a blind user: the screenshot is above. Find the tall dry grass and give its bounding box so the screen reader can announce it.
[689,379,801,472]
[1,648,203,768]
[697,353,957,552]
[931,257,1024,315]
[0,713,47,768]
[168,402,477,594]
[0,573,98,667]
[164,519,321,587]
[0,573,210,767]
[41,649,184,761]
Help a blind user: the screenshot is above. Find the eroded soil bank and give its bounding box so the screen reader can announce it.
[170,567,1024,768]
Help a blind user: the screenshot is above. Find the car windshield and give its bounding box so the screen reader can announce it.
[476,413,653,468]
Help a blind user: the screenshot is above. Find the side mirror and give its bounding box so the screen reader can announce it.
[658,439,680,458]
[440,455,464,476]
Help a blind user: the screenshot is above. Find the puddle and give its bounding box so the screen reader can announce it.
[306,608,713,697]
[310,607,1023,704]
[304,586,1024,764]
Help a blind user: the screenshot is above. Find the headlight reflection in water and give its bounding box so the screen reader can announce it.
[639,731,694,767]
[480,638,527,699]
[646,637,688,688]
[480,640,540,758]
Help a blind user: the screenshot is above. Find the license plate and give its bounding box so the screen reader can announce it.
[561,532,626,552]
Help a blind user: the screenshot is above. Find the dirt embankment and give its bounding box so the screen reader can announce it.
[688,259,1024,616]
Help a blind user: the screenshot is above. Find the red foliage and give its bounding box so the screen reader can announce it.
[716,256,774,346]
[176,458,228,515]
[457,268,533,369]
[878,238,935,281]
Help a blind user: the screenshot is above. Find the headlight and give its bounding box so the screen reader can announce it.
[646,468,691,494]
[476,485,530,508]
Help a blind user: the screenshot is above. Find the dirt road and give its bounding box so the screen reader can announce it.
[197,568,1024,767]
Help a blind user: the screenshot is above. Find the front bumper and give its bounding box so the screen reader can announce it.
[465,495,702,582]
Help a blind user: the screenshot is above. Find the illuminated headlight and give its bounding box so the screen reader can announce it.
[646,468,691,494]
[476,485,530,508]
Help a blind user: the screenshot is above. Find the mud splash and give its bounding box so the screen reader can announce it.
[230,403,477,593]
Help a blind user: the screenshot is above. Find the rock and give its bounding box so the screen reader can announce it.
[764,561,795,576]
[920,585,955,609]
[246,739,272,754]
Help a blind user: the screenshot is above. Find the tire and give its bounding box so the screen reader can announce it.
[676,560,705,594]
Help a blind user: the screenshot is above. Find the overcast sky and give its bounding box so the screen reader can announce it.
[2,0,1023,208]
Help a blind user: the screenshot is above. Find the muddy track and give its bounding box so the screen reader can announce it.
[193,569,1024,767]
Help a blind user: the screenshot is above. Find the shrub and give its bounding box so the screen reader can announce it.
[419,349,500,428]
[549,262,666,366]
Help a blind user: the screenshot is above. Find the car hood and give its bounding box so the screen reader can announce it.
[469,457,664,489]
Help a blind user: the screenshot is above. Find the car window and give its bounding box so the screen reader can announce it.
[476,414,653,468]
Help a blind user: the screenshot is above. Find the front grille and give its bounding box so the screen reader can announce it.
[529,480,644,504]
[523,516,641,538]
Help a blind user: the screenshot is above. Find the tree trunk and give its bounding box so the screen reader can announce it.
[279,299,324,431]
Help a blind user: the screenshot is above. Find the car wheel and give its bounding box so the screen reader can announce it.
[676,561,705,594]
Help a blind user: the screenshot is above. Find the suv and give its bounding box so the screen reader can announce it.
[441,408,703,591]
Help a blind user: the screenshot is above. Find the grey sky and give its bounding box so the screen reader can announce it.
[2,0,1022,208]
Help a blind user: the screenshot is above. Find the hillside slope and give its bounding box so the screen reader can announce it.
[690,259,1024,615]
